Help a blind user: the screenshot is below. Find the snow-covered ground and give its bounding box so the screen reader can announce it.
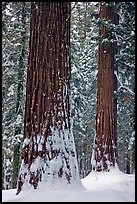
[2,166,135,202]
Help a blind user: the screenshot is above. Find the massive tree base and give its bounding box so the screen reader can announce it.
[16,128,80,195]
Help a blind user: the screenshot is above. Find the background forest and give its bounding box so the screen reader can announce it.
[2,2,135,190]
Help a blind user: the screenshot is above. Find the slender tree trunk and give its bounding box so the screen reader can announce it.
[126,151,130,174]
[12,144,20,188]
[12,2,27,189]
[16,2,80,195]
[91,2,119,172]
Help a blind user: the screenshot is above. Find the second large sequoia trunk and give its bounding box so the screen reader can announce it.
[91,2,119,172]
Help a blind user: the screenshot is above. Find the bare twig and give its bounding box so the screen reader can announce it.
[114,70,135,96]
[66,2,78,21]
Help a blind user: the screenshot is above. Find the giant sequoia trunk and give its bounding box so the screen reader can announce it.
[16,2,79,194]
[91,2,119,172]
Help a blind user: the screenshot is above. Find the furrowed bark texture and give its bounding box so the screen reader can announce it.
[17,2,79,194]
[92,2,119,172]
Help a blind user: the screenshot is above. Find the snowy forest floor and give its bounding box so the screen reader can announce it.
[2,166,135,202]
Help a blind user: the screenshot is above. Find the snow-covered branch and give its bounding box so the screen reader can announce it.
[114,70,135,96]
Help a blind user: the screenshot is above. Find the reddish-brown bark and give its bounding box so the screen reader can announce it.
[16,2,79,195]
[93,2,119,172]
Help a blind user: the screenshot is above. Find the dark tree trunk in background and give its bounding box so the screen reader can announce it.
[16,2,79,195]
[126,151,130,174]
[91,2,119,172]
[12,2,27,189]
[12,144,20,188]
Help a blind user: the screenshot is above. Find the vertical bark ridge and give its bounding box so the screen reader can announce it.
[17,2,79,195]
[92,2,119,172]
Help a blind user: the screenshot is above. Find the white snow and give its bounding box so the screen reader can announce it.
[16,114,22,125]
[22,137,30,148]
[97,118,100,123]
[7,85,14,96]
[2,165,135,202]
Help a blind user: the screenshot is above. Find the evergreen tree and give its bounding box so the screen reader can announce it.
[2,2,19,189]
[71,2,99,178]
[91,2,119,172]
[2,2,30,189]
[12,2,29,189]
[16,2,80,195]
[116,2,135,173]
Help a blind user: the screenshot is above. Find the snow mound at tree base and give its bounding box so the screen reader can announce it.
[2,166,135,202]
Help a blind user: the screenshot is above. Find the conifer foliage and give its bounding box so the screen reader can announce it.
[2,2,30,189]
